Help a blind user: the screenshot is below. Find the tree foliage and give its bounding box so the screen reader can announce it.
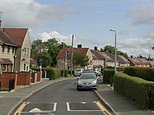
[101,45,128,57]
[73,52,89,68]
[31,38,68,67]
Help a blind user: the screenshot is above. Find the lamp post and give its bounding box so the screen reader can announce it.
[110,29,117,73]
[71,35,74,75]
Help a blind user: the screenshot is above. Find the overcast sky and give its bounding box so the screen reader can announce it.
[0,0,154,57]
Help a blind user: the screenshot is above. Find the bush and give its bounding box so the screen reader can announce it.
[44,67,61,80]
[114,72,154,108]
[103,68,115,84]
[124,67,154,81]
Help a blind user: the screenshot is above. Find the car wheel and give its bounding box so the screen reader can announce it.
[77,87,80,91]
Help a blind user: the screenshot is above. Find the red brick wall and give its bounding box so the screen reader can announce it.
[0,73,16,88]
[0,72,41,89]
[17,73,31,85]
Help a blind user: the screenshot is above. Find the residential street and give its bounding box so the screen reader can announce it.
[13,79,105,115]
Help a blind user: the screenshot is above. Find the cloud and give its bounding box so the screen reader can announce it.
[127,3,154,25]
[119,32,154,57]
[0,0,75,28]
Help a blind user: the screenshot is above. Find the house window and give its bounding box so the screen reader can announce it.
[24,64,26,70]
[2,46,5,53]
[8,47,10,53]
[12,47,15,53]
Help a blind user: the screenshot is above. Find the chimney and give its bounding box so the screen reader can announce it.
[77,44,82,48]
[94,46,98,51]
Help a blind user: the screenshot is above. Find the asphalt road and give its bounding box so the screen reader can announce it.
[14,79,105,115]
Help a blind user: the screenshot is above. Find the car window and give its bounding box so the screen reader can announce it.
[80,73,96,79]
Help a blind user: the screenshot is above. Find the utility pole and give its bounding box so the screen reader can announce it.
[71,35,74,75]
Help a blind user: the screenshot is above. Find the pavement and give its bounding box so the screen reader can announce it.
[0,77,70,115]
[0,77,154,115]
[95,84,154,115]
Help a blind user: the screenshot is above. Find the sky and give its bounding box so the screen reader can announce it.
[0,0,154,57]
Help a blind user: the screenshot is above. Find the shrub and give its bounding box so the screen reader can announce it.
[124,67,154,81]
[114,72,154,108]
[103,68,115,84]
[44,67,61,80]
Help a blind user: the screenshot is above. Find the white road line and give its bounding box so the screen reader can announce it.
[53,103,57,112]
[66,102,101,112]
[66,102,70,111]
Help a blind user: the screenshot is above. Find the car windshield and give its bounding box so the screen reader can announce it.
[80,73,96,79]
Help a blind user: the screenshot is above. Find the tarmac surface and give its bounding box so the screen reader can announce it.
[0,78,154,115]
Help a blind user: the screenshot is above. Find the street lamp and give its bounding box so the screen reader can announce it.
[110,29,117,73]
[71,35,74,75]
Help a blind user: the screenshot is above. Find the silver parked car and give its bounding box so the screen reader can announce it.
[77,73,98,90]
[74,68,83,76]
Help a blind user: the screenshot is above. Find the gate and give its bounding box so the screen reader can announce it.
[9,79,15,91]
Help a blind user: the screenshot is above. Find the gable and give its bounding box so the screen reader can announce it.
[2,28,28,47]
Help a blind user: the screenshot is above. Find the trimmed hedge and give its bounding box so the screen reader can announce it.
[31,67,62,79]
[114,72,154,108]
[45,67,61,80]
[103,69,115,84]
[124,67,154,81]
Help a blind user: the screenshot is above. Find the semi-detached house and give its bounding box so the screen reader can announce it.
[0,28,31,72]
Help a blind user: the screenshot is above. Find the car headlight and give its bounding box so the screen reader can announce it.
[78,80,82,85]
[92,80,97,85]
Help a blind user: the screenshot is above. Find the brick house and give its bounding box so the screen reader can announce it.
[90,49,114,69]
[0,30,17,72]
[2,28,31,72]
[57,46,93,70]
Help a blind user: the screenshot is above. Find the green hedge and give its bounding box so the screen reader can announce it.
[103,69,115,84]
[124,67,154,81]
[31,67,62,79]
[44,67,61,80]
[114,72,154,108]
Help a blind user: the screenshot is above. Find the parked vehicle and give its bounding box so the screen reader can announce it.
[77,73,98,90]
[74,68,83,76]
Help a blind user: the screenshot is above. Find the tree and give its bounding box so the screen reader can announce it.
[101,45,128,57]
[73,52,89,68]
[37,52,51,67]
[31,38,69,67]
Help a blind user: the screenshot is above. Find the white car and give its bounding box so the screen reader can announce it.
[74,68,83,76]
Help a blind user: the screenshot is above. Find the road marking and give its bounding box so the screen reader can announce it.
[66,102,101,112]
[80,102,87,104]
[29,108,42,112]
[96,101,111,115]
[14,102,29,115]
[53,103,57,112]
[66,102,71,111]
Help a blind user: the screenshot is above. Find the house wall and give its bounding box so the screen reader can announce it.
[0,44,16,72]
[86,49,93,68]
[92,60,104,68]
[20,31,31,71]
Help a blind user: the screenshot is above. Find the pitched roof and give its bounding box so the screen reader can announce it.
[128,58,150,65]
[2,28,28,47]
[118,55,130,64]
[90,50,113,62]
[0,30,16,46]
[57,48,89,59]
